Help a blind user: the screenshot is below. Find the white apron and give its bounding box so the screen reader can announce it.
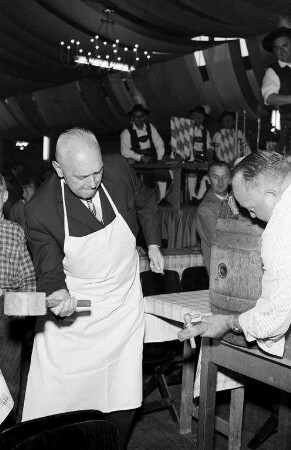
[23,182,144,420]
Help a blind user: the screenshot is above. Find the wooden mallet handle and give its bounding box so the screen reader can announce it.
[46,299,91,308]
[183,313,196,349]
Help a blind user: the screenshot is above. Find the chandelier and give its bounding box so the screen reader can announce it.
[60,8,151,73]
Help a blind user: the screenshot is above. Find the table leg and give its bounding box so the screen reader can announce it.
[198,338,217,450]
[277,390,291,449]
[228,386,245,450]
[179,340,196,434]
[172,168,181,211]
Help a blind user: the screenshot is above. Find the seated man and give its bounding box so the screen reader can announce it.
[196,161,231,274]
[0,174,36,425]
[120,104,168,203]
[212,110,250,167]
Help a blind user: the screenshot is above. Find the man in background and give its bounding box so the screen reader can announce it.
[212,110,250,167]
[196,161,231,274]
[120,104,168,204]
[187,105,212,204]
[262,27,291,155]
[0,174,36,426]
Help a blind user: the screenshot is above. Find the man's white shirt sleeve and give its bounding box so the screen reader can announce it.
[150,124,165,160]
[261,67,280,104]
[239,185,291,356]
[120,129,142,162]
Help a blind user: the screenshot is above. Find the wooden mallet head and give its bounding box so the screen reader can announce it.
[4,292,91,316]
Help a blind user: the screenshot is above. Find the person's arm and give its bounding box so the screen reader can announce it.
[25,204,67,295]
[261,67,291,106]
[16,229,36,292]
[179,211,291,356]
[150,124,165,160]
[120,129,142,162]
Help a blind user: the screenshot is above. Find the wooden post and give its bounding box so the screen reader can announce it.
[229,387,245,449]
[277,390,291,449]
[198,338,217,450]
[172,166,182,211]
[179,340,196,434]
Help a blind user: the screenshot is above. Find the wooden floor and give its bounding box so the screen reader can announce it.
[128,374,280,449]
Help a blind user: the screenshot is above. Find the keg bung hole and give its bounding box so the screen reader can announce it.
[218,263,227,278]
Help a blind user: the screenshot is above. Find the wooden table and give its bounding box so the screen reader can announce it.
[132,161,208,210]
[139,247,204,278]
[144,290,211,434]
[198,338,291,449]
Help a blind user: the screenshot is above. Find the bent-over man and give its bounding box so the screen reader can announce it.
[179,152,291,358]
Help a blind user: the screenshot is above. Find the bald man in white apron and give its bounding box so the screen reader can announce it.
[23,128,164,448]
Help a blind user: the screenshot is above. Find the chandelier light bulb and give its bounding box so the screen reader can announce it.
[124,47,128,51]
[79,49,83,53]
[71,39,75,44]
[116,39,120,43]
[95,45,99,49]
[95,35,99,39]
[88,52,91,56]
[147,55,150,59]
[106,55,109,59]
[76,41,80,45]
[117,57,121,60]
[113,49,117,53]
[133,48,137,52]
[134,44,139,48]
[144,51,148,54]
[67,45,71,49]
[90,38,94,43]
[103,41,107,45]
[60,41,64,46]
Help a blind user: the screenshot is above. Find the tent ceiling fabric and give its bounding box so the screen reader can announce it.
[0,0,291,99]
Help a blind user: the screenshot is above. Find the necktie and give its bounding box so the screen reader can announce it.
[86,199,96,217]
[87,198,103,222]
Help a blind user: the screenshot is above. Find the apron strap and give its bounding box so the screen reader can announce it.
[61,179,70,237]
[101,183,120,216]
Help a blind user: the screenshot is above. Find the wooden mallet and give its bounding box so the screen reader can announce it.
[4,292,91,316]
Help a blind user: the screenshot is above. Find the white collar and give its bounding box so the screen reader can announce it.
[278,60,291,68]
[215,192,229,201]
[132,123,146,132]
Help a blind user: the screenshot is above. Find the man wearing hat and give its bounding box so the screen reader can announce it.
[120,104,168,203]
[262,27,291,155]
[187,105,212,204]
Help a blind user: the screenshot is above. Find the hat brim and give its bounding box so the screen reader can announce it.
[262,27,291,52]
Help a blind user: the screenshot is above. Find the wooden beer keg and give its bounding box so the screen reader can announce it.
[209,215,264,347]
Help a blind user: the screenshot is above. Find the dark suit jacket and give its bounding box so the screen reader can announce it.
[196,189,222,275]
[25,154,161,295]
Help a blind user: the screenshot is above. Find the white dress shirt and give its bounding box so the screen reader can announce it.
[261,60,291,104]
[239,183,291,356]
[120,122,165,162]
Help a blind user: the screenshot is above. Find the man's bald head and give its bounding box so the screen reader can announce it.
[56,128,101,165]
[53,128,104,200]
